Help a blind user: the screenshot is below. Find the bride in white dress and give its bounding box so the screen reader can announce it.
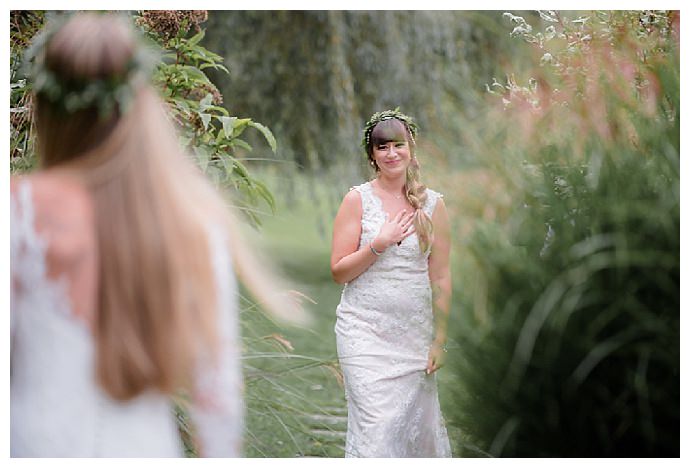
[10,13,299,457]
[331,110,452,457]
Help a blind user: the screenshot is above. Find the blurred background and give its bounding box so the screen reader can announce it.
[11,10,679,457]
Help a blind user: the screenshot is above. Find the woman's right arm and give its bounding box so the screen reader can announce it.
[330,190,374,284]
[330,190,414,284]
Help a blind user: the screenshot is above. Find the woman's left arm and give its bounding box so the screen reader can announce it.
[426,197,451,375]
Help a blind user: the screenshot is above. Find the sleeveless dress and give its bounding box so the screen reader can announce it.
[334,181,451,457]
[10,180,243,457]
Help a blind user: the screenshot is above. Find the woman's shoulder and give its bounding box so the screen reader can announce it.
[341,185,362,209]
[13,170,92,208]
[17,172,93,222]
[425,187,443,205]
[12,171,96,260]
[335,183,368,219]
[424,186,444,199]
[422,186,444,214]
[342,180,372,201]
[348,180,373,193]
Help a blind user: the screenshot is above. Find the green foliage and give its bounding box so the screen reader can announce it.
[10,10,45,173]
[447,10,679,456]
[10,11,277,225]
[134,11,277,225]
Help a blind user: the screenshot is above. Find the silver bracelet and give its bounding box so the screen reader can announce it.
[369,242,383,256]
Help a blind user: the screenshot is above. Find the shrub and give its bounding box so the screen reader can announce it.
[446,10,679,457]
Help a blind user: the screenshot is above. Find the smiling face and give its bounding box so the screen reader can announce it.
[369,119,413,176]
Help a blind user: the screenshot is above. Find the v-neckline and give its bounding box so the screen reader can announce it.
[367,180,413,220]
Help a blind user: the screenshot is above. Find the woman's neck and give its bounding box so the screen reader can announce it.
[375,173,406,196]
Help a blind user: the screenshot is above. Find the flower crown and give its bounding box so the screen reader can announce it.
[22,15,154,118]
[361,108,419,151]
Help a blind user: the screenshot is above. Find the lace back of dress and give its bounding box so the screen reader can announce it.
[11,182,42,282]
[11,182,52,327]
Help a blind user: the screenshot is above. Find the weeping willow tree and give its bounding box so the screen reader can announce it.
[204,11,524,169]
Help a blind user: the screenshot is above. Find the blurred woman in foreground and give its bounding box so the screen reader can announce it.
[10,13,300,457]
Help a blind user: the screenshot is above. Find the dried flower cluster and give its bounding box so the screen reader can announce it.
[187,82,223,106]
[136,10,208,42]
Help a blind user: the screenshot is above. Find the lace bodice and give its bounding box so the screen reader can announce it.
[10,180,243,457]
[337,181,444,349]
[334,181,450,457]
[353,180,442,277]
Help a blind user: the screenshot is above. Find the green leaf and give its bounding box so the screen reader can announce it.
[252,179,276,213]
[199,112,212,131]
[231,118,251,137]
[220,116,238,139]
[248,121,277,153]
[178,135,193,148]
[187,29,206,46]
[232,159,251,180]
[205,163,223,186]
[200,48,223,62]
[206,105,229,116]
[193,145,211,171]
[199,93,214,110]
[180,65,211,84]
[214,129,229,144]
[232,139,253,152]
[200,63,230,75]
[170,97,192,113]
[216,149,235,174]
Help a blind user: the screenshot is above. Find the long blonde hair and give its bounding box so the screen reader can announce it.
[367,118,434,253]
[33,13,302,401]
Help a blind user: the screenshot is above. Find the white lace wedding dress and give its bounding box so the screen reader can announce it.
[10,180,243,457]
[335,181,452,457]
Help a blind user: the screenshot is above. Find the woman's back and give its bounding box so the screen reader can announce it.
[10,175,181,456]
[10,13,307,456]
[10,174,242,457]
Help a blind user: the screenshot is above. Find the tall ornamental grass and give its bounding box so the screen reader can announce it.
[446,11,679,457]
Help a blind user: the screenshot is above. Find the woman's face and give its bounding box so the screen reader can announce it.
[372,138,411,176]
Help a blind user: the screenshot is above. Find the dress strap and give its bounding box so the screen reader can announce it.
[423,189,444,218]
[350,181,375,216]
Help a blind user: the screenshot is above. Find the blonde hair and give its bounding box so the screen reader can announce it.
[367,118,434,254]
[405,163,434,254]
[34,13,302,401]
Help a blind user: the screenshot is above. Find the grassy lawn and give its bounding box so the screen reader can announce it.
[240,171,347,457]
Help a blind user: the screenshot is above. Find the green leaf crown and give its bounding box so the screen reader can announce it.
[361,107,419,152]
[23,15,156,118]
